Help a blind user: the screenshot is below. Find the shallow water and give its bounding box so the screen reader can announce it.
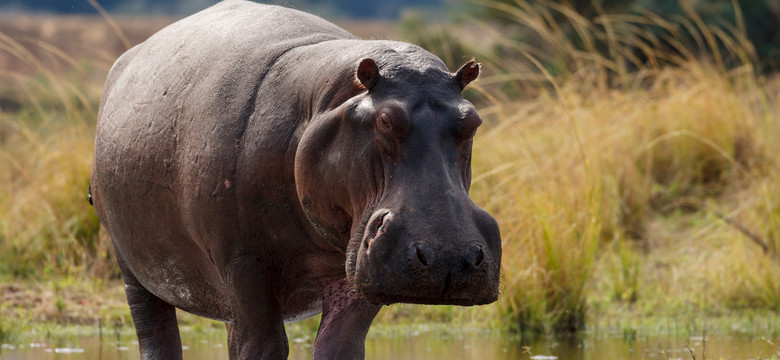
[1,329,778,359]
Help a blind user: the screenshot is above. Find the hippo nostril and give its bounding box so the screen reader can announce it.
[466,244,486,268]
[416,246,428,266]
[411,242,434,267]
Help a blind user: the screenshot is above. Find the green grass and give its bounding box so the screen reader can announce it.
[1,0,780,342]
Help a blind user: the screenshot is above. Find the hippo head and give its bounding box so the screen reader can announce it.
[295,47,501,306]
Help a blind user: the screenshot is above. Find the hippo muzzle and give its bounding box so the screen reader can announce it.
[349,203,502,306]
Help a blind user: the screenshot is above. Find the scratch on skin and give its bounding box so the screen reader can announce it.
[358,140,372,157]
[140,180,174,195]
[132,100,154,110]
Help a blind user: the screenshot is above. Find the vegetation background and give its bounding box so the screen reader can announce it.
[1,0,780,347]
[0,0,443,19]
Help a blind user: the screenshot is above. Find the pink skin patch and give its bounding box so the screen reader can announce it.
[375,212,393,239]
[366,212,394,255]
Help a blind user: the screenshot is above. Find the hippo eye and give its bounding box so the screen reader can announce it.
[458,139,473,157]
[374,110,408,158]
[378,113,392,132]
[375,109,409,139]
[455,114,482,144]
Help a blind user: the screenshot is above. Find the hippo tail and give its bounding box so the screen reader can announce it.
[87,184,93,206]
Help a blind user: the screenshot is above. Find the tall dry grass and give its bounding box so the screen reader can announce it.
[0,31,116,280]
[455,0,780,334]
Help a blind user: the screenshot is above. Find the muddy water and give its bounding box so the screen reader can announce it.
[1,329,778,359]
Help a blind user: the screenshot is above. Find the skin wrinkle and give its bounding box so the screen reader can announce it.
[90,1,501,359]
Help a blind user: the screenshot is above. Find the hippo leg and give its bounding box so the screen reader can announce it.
[121,268,183,360]
[225,256,289,359]
[312,278,382,360]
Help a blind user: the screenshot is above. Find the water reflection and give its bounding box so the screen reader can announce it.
[1,329,778,359]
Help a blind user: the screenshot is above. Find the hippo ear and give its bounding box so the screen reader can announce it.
[356,58,380,91]
[455,60,480,91]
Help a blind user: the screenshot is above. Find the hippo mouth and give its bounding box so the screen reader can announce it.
[357,271,498,306]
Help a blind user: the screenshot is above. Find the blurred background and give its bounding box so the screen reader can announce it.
[1,0,780,358]
[0,0,443,18]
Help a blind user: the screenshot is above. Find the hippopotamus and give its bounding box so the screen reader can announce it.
[89,1,501,359]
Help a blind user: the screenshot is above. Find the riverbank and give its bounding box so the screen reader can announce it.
[2,1,780,343]
[4,275,780,341]
[3,279,780,360]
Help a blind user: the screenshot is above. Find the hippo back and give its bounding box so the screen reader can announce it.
[91,0,356,320]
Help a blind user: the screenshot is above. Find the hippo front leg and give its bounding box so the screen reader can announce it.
[225,256,289,359]
[313,278,381,360]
